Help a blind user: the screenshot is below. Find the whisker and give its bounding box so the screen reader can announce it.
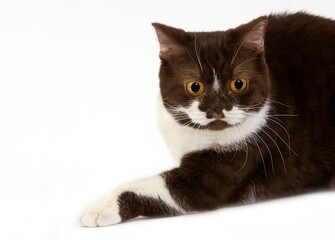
[238,101,265,110]
[254,133,275,173]
[173,117,190,121]
[239,107,264,112]
[232,69,255,76]
[267,114,299,117]
[263,124,298,157]
[235,125,249,174]
[242,112,298,118]
[182,120,193,127]
[262,97,294,109]
[162,100,179,111]
[235,142,249,175]
[194,34,203,73]
[251,135,267,179]
[186,49,201,74]
[266,117,296,156]
[230,39,247,67]
[261,129,287,174]
[178,67,201,78]
[190,121,202,132]
[166,108,181,112]
[244,101,265,108]
[194,121,202,135]
[233,58,260,72]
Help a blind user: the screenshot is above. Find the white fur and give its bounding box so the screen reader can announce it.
[178,101,247,126]
[178,101,215,126]
[157,96,270,163]
[243,185,257,204]
[212,68,221,92]
[223,106,246,125]
[81,191,122,227]
[81,175,185,227]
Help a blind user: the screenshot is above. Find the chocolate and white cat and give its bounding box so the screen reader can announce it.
[81,12,335,227]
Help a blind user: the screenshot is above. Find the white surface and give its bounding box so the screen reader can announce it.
[0,0,334,239]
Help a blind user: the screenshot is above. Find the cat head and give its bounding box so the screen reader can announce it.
[153,17,270,131]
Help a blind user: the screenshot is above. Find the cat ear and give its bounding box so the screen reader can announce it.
[152,23,187,59]
[243,17,268,53]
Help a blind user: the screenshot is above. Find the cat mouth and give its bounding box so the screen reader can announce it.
[207,120,228,131]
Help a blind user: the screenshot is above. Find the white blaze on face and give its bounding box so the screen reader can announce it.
[212,68,221,92]
[177,101,214,126]
[177,100,246,126]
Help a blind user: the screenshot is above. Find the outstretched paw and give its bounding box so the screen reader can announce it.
[80,175,185,226]
[80,194,121,227]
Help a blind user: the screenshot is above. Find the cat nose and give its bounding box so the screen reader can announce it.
[206,108,224,119]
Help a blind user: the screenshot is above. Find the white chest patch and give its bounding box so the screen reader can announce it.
[157,96,270,164]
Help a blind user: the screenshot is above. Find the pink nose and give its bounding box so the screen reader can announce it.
[212,112,224,120]
[206,109,224,120]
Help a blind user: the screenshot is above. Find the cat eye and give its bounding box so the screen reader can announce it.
[186,81,205,97]
[230,79,248,94]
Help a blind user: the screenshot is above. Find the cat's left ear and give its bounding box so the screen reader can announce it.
[243,16,268,53]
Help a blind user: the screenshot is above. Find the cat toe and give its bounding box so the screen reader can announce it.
[95,208,122,227]
[81,208,121,227]
[80,209,99,227]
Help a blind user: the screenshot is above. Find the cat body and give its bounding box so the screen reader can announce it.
[81,12,335,227]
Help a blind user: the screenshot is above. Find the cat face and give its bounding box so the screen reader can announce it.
[153,17,270,131]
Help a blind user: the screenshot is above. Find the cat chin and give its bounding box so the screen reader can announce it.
[205,120,228,131]
[176,119,229,131]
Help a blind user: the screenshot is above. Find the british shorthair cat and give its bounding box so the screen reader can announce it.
[81,12,335,227]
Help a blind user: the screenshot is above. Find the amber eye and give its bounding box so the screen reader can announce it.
[230,79,248,94]
[186,81,205,97]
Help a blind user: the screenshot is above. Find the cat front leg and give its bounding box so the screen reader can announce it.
[81,151,256,227]
[80,175,186,227]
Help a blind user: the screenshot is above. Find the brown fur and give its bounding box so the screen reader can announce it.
[118,192,179,221]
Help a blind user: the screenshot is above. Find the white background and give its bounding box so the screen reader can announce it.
[0,0,334,239]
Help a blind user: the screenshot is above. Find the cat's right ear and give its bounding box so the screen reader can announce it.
[152,23,187,60]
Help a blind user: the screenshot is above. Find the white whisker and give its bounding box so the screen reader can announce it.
[233,58,260,72]
[254,133,275,173]
[235,124,249,174]
[238,100,265,109]
[194,34,203,73]
[186,49,201,74]
[263,124,298,157]
[230,39,247,67]
[242,112,298,118]
[178,68,201,78]
[267,114,299,117]
[261,129,287,174]
[263,97,294,109]
[266,117,296,156]
[251,135,267,179]
[232,69,255,76]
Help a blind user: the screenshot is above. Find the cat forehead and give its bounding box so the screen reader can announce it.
[186,32,231,55]
[182,33,241,73]
[189,31,229,44]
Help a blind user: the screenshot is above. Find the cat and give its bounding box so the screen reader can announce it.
[80,12,335,227]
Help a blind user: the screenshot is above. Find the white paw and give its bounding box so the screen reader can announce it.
[80,193,122,227]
